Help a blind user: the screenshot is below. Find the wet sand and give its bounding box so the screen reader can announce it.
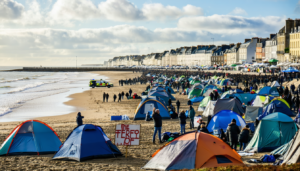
[1,71,295,170]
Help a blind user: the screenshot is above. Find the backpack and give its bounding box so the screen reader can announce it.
[261,155,276,163]
[161,132,171,142]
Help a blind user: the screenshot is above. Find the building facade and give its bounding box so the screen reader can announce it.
[265,34,277,61]
[290,26,300,62]
[239,38,258,63]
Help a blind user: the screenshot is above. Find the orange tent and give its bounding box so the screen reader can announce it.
[143,132,244,170]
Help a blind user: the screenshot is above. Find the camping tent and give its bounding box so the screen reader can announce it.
[257,86,280,96]
[53,124,122,161]
[258,100,293,120]
[221,93,256,105]
[198,96,211,111]
[245,112,297,152]
[251,95,274,107]
[188,89,203,99]
[213,99,245,116]
[207,110,246,133]
[202,101,217,117]
[203,88,214,96]
[165,86,176,94]
[190,96,204,104]
[244,106,263,122]
[271,98,290,108]
[142,132,244,170]
[282,131,300,164]
[0,120,62,155]
[271,81,281,87]
[134,98,169,120]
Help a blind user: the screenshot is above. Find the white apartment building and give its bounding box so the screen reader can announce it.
[265,34,277,61]
[239,38,258,63]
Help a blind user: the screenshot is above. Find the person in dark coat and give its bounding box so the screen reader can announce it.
[168,98,172,106]
[103,92,106,102]
[176,100,180,114]
[129,88,133,97]
[121,91,125,99]
[179,110,186,135]
[125,92,129,99]
[199,123,209,133]
[220,129,227,142]
[106,93,109,102]
[113,94,117,102]
[118,93,122,102]
[226,119,241,150]
[189,105,195,129]
[239,125,250,151]
[187,100,192,106]
[76,112,84,127]
[152,108,162,144]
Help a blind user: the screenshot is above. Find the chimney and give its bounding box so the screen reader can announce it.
[245,39,251,43]
[230,43,235,47]
[237,43,242,48]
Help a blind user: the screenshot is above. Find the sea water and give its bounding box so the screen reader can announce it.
[0,67,106,122]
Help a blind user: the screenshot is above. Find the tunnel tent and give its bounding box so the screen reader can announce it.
[207,110,246,133]
[213,99,245,116]
[134,98,170,120]
[142,132,244,170]
[245,112,297,152]
[0,120,62,156]
[53,124,122,161]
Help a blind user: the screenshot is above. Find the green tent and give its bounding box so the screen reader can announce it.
[188,89,202,99]
[198,96,211,111]
[269,59,278,63]
[245,112,297,152]
[231,64,237,67]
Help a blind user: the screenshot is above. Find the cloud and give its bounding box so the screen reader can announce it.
[98,0,144,21]
[229,7,248,16]
[0,0,24,20]
[142,3,203,20]
[177,15,285,35]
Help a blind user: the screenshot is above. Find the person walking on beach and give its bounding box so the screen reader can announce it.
[113,94,117,102]
[129,88,133,97]
[118,93,122,102]
[179,110,186,135]
[103,92,106,102]
[176,100,180,114]
[76,112,84,127]
[239,125,250,151]
[189,105,195,129]
[121,91,124,99]
[126,92,129,99]
[106,93,109,102]
[152,108,162,144]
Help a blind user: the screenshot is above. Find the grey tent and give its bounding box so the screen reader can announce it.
[203,88,213,97]
[282,131,300,164]
[244,106,263,122]
[213,99,245,116]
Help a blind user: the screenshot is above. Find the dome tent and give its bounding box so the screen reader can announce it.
[258,100,294,120]
[53,124,122,161]
[142,132,244,170]
[257,86,279,96]
[245,112,297,152]
[213,99,245,116]
[134,97,169,120]
[0,120,62,155]
[207,110,246,133]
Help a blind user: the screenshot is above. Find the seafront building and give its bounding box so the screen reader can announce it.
[102,18,300,67]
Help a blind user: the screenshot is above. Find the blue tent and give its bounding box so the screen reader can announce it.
[258,86,279,96]
[233,89,244,94]
[207,110,246,133]
[53,124,121,161]
[134,98,170,120]
[165,86,176,94]
[258,100,294,120]
[148,90,169,97]
[282,67,299,73]
[0,120,62,156]
[190,96,205,103]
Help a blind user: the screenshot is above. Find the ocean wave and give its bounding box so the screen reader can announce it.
[0,77,30,83]
[0,107,12,116]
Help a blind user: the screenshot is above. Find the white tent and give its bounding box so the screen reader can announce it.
[202,101,217,117]
[271,81,281,87]
[252,95,270,107]
[282,131,300,164]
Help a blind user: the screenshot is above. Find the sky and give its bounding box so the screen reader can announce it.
[0,0,299,66]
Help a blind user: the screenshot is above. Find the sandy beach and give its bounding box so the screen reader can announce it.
[1,71,295,170]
